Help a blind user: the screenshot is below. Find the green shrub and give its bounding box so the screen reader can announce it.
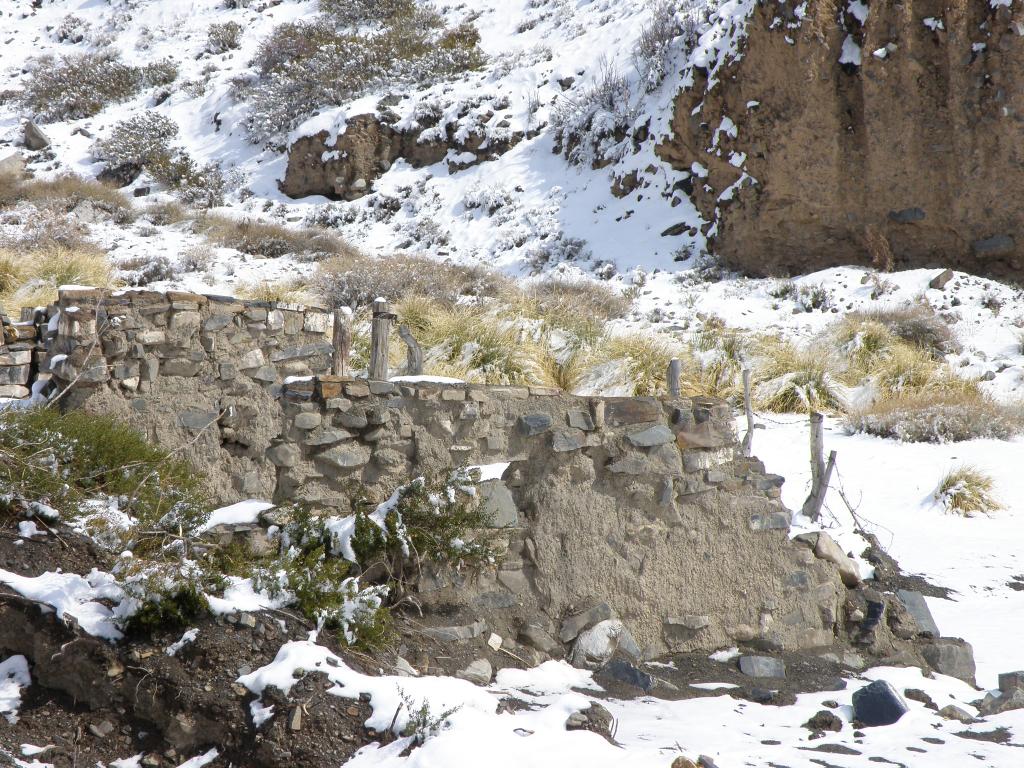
[0,408,207,532]
[122,577,209,635]
[23,52,143,120]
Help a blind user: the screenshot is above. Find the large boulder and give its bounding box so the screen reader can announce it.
[852,680,909,727]
[23,120,50,150]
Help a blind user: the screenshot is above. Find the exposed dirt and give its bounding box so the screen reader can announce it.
[657,0,1024,280]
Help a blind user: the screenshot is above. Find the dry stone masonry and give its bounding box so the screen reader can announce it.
[5,288,944,662]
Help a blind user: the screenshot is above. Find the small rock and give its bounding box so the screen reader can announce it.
[571,619,639,668]
[107,661,125,678]
[903,688,937,710]
[929,269,954,290]
[596,656,654,693]
[487,633,503,651]
[938,704,975,724]
[88,720,115,738]
[24,120,50,150]
[456,658,493,686]
[852,680,909,727]
[238,613,257,628]
[519,413,553,436]
[999,671,1024,693]
[559,602,614,643]
[804,709,843,732]
[671,759,698,768]
[738,655,786,679]
[627,425,675,447]
[288,706,302,731]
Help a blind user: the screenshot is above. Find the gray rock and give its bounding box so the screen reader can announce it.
[748,511,791,531]
[552,429,586,452]
[24,120,50,150]
[738,655,786,678]
[478,480,518,528]
[519,413,553,436]
[293,412,322,430]
[270,342,334,362]
[288,706,302,731]
[0,385,30,399]
[456,658,493,686]
[597,657,654,693]
[921,638,976,685]
[929,269,954,290]
[999,671,1024,694]
[852,680,908,726]
[304,429,354,446]
[896,589,939,638]
[178,410,218,431]
[979,687,1024,716]
[571,619,640,668]
[566,410,595,431]
[266,443,301,468]
[560,602,614,643]
[519,624,561,654]
[317,445,370,470]
[335,412,369,430]
[972,234,1014,257]
[938,704,974,723]
[627,425,675,447]
[421,620,486,642]
[88,720,114,739]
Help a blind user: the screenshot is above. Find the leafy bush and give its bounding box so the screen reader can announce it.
[934,465,1002,516]
[241,8,483,143]
[206,21,243,53]
[22,52,143,120]
[0,408,207,532]
[846,390,1024,443]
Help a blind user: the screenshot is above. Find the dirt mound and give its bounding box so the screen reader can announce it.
[658,0,1024,279]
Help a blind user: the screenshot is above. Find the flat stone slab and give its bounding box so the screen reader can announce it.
[560,602,614,643]
[738,655,786,678]
[519,413,553,436]
[627,425,675,447]
[897,589,939,637]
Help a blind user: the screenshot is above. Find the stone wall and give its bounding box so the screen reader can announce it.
[12,288,851,658]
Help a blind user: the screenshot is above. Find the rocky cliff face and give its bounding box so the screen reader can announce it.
[658,0,1024,278]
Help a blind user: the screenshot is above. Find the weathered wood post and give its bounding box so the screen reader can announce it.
[667,358,681,397]
[332,306,352,377]
[741,368,754,456]
[398,324,423,376]
[801,410,836,521]
[368,298,394,381]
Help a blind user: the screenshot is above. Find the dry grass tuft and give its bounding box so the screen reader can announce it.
[849,304,959,358]
[590,332,685,397]
[234,278,315,305]
[934,465,1002,516]
[198,215,355,260]
[0,173,134,221]
[0,244,115,309]
[498,277,630,344]
[864,225,894,272]
[316,252,507,310]
[752,338,847,413]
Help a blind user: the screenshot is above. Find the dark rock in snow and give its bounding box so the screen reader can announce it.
[852,680,909,727]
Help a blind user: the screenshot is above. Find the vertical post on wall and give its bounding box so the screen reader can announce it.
[741,368,755,457]
[667,358,681,398]
[398,324,423,376]
[332,306,351,377]
[368,298,393,381]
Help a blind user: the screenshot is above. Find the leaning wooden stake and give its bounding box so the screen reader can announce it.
[801,411,836,521]
[741,368,755,457]
[368,298,394,381]
[398,324,423,376]
[667,358,681,397]
[332,306,352,377]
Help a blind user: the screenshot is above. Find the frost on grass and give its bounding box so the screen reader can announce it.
[934,465,1002,517]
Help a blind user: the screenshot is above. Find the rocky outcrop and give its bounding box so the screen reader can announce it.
[282,113,523,200]
[658,0,1024,279]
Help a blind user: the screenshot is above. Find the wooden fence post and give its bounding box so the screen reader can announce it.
[667,358,681,398]
[332,306,351,377]
[801,411,836,521]
[398,324,423,376]
[741,368,755,457]
[368,298,394,381]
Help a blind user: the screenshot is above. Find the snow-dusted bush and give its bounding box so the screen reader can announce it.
[632,0,701,91]
[22,52,143,120]
[846,391,1024,443]
[551,57,638,167]
[852,305,959,358]
[526,232,591,270]
[241,11,483,144]
[142,58,179,87]
[463,182,516,215]
[200,214,353,258]
[117,253,178,287]
[206,20,243,53]
[316,252,505,309]
[55,14,91,44]
[92,113,225,206]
